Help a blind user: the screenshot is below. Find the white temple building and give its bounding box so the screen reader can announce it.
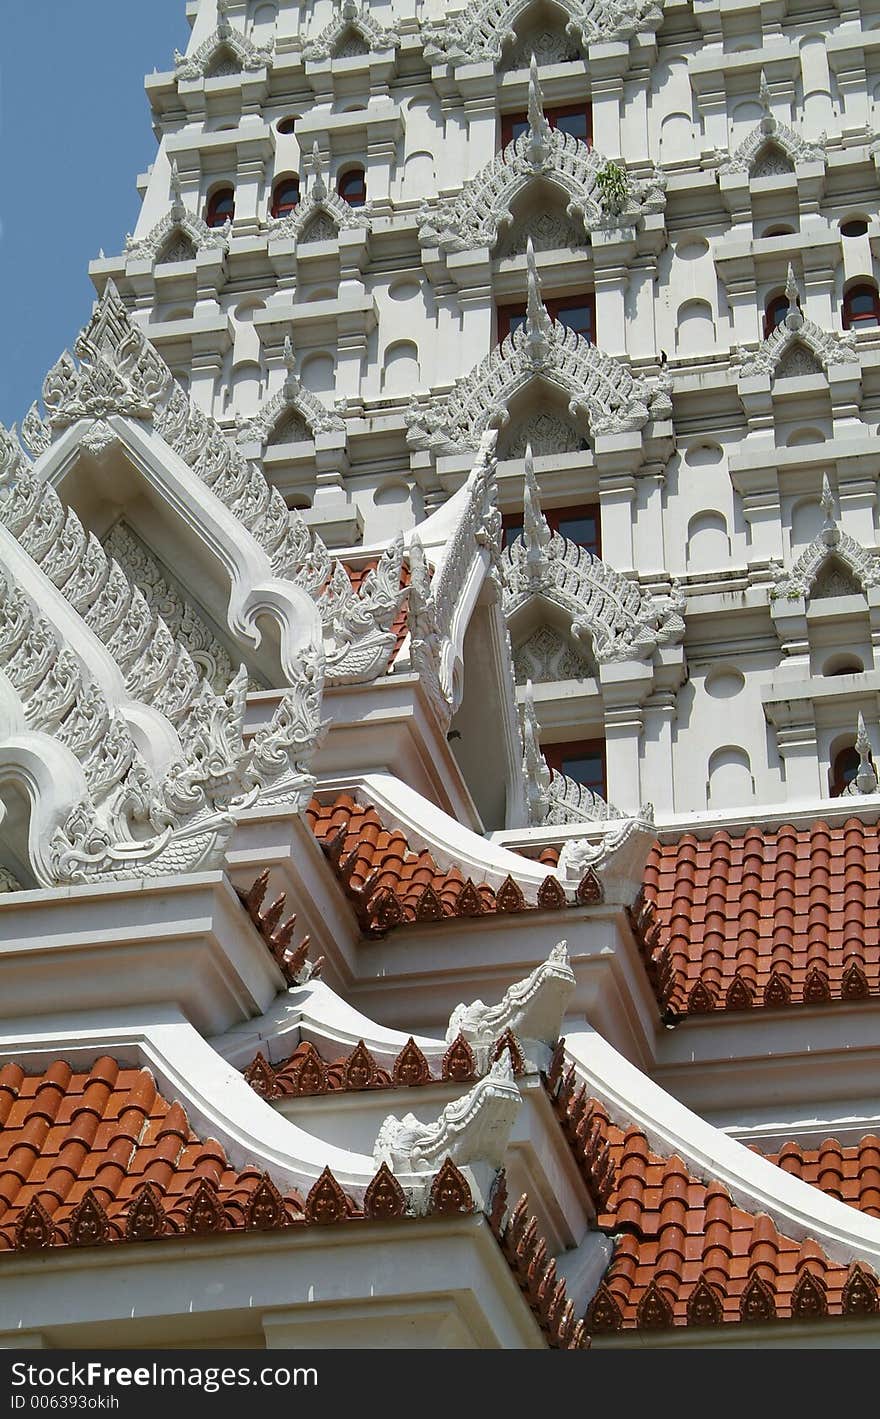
[3,0,880,1349]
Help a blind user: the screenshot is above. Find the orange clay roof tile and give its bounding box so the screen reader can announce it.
[636,818,880,1015]
[306,794,565,934]
[544,1060,879,1331]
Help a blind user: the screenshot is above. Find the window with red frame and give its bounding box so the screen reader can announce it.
[830,745,862,797]
[497,293,596,344]
[763,292,791,339]
[271,175,300,219]
[543,738,607,796]
[205,186,235,228]
[843,282,880,331]
[502,503,600,555]
[500,102,592,150]
[338,167,367,207]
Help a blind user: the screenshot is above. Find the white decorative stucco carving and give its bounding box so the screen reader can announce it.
[267,144,371,241]
[719,74,826,177]
[421,0,664,66]
[303,0,400,61]
[104,522,238,694]
[405,433,501,728]
[557,805,656,905]
[237,335,345,445]
[174,1,273,79]
[406,242,670,454]
[500,448,685,663]
[737,267,858,382]
[126,162,230,263]
[771,475,880,600]
[373,1049,521,1187]
[417,58,665,255]
[842,713,879,797]
[446,940,576,1070]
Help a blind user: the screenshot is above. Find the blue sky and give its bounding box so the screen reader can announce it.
[0,1,188,427]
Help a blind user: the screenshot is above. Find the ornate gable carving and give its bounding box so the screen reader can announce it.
[405,434,502,728]
[719,74,826,177]
[174,1,273,80]
[500,447,685,662]
[406,241,671,454]
[103,522,238,694]
[303,0,400,62]
[23,284,405,689]
[126,163,230,264]
[237,336,345,445]
[267,145,371,242]
[417,60,664,255]
[771,475,880,600]
[512,623,592,683]
[421,0,664,66]
[737,268,857,382]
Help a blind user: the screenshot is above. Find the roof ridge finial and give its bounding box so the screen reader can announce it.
[521,680,552,824]
[784,263,803,331]
[169,159,185,217]
[759,69,775,133]
[309,141,327,201]
[282,333,298,394]
[217,0,232,36]
[820,473,840,548]
[850,712,878,795]
[526,53,552,166]
[524,237,552,367]
[523,442,551,574]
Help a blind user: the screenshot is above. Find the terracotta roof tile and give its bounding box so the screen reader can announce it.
[638,819,880,1014]
[545,1057,878,1331]
[306,795,566,934]
[765,1136,880,1218]
[0,1058,487,1255]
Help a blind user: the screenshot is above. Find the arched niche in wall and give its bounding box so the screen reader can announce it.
[730,100,763,148]
[686,510,730,570]
[388,278,422,305]
[381,340,420,394]
[372,479,414,538]
[786,427,826,446]
[822,651,865,676]
[684,441,723,468]
[675,236,710,263]
[675,299,715,355]
[232,301,265,367]
[790,497,824,551]
[403,151,437,199]
[249,1,277,40]
[230,360,262,414]
[300,352,336,395]
[707,746,755,808]
[799,33,834,132]
[660,111,697,164]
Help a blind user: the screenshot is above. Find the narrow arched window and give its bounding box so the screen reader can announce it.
[205,186,235,228]
[843,282,880,331]
[763,292,790,339]
[830,745,861,796]
[337,166,366,207]
[271,175,300,219]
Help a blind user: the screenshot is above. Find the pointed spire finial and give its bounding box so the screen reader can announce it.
[526,54,552,166]
[784,264,803,331]
[521,680,552,825]
[759,70,776,133]
[522,442,551,575]
[848,712,878,795]
[309,141,327,201]
[282,334,297,394]
[820,473,840,548]
[524,238,552,367]
[217,0,232,34]
[170,159,184,216]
